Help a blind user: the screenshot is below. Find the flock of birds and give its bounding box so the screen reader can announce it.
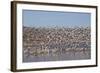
[23,26,91,57]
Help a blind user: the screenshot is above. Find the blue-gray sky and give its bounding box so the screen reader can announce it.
[22,10,91,28]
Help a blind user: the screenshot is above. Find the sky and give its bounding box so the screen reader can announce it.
[22,10,91,28]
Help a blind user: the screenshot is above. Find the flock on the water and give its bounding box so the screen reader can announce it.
[23,26,91,58]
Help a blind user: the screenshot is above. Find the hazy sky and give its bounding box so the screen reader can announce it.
[22,10,91,28]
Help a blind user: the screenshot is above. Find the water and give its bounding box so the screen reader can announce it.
[23,50,91,62]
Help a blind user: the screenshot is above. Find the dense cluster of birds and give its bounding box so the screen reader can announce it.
[23,26,91,57]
